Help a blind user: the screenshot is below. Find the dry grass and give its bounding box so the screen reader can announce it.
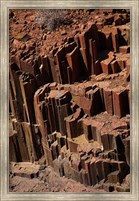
[35,9,72,31]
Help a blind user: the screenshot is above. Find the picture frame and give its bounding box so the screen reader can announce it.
[0,0,139,200]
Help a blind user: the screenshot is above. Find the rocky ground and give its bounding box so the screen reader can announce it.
[9,162,130,192]
[9,9,130,63]
[9,162,104,192]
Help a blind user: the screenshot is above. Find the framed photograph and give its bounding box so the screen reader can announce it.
[0,0,139,201]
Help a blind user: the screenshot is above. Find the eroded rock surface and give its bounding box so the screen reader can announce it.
[9,9,130,192]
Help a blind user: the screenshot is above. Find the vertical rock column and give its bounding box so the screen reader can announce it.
[66,46,82,82]
[34,84,50,165]
[18,72,38,162]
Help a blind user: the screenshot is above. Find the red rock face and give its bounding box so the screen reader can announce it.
[9,9,130,192]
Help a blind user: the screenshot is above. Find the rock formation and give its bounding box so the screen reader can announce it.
[9,9,130,192]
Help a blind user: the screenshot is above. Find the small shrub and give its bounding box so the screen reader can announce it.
[35,9,72,31]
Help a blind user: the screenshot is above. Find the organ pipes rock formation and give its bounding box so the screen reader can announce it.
[9,9,130,192]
